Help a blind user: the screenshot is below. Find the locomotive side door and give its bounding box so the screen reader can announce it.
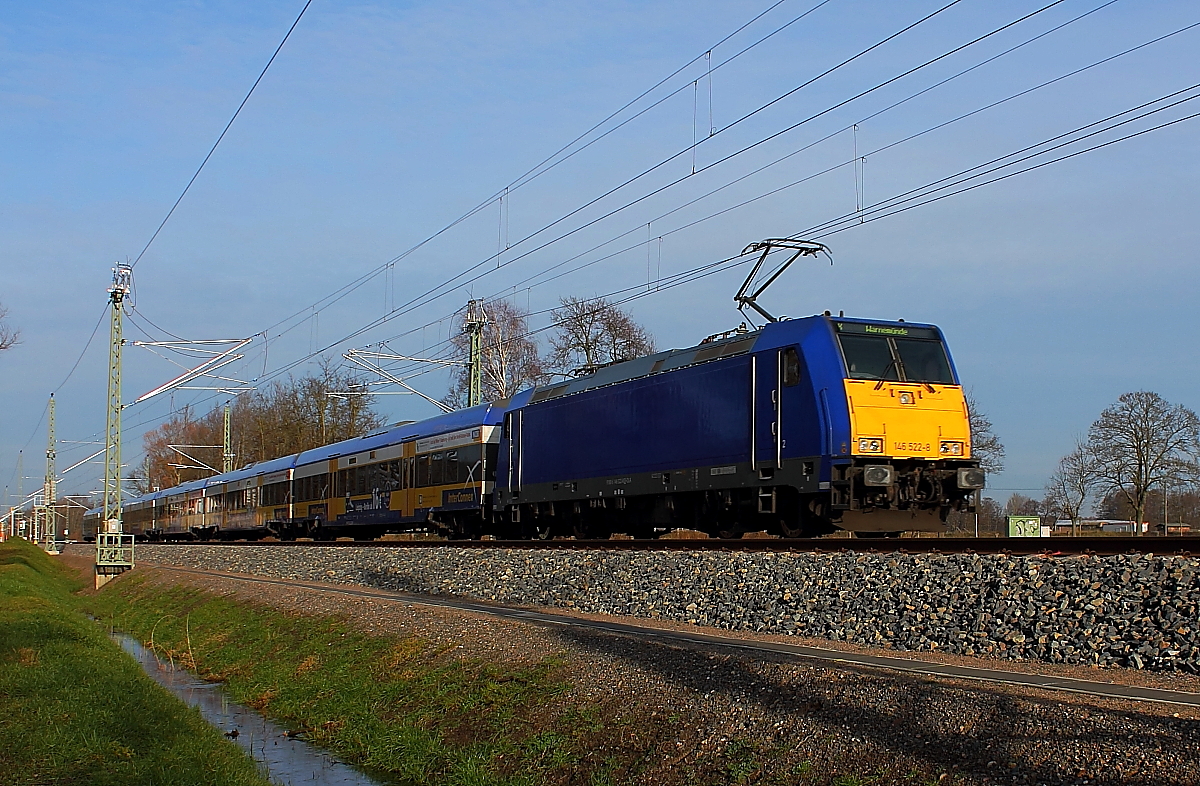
[751,349,784,472]
[504,409,523,498]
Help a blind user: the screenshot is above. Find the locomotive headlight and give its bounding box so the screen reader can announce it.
[863,464,894,487]
[940,440,964,456]
[857,437,883,453]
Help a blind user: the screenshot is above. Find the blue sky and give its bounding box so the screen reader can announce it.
[2,0,1198,507]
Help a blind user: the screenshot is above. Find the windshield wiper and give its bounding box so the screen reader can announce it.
[873,359,899,390]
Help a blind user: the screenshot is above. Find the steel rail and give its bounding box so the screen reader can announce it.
[141,535,1200,557]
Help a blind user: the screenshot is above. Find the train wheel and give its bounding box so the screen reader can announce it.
[716,515,744,539]
[778,517,805,539]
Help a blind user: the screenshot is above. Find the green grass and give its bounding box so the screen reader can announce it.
[0,538,272,786]
[87,572,623,785]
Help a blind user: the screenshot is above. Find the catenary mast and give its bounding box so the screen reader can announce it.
[42,393,57,552]
[102,265,131,534]
[95,264,134,588]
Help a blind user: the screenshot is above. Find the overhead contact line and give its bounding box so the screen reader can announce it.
[131,0,1099,399]
[89,71,1200,464]
[259,0,1088,376]
[243,0,837,351]
[90,3,1195,481]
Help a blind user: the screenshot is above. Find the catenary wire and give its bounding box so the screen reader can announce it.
[70,0,827,450]
[478,0,1162,298]
[370,0,980,324]
[797,83,1200,238]
[53,306,108,395]
[297,0,1079,369]
[157,10,1188,411]
[130,0,314,269]
[253,0,1064,375]
[814,107,1200,238]
[180,0,1095,387]
[239,0,837,347]
[77,7,1200,417]
[219,0,974,355]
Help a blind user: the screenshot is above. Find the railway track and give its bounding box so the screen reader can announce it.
[143,535,1200,556]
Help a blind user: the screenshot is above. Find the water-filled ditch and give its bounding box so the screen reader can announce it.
[113,631,385,786]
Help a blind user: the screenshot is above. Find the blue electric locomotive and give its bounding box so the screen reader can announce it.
[494,313,983,538]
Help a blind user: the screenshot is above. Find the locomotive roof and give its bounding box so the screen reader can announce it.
[519,314,944,407]
[525,328,762,406]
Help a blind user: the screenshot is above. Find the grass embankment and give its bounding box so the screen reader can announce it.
[86,573,653,785]
[0,539,271,786]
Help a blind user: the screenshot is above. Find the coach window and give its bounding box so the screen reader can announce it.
[457,443,482,482]
[430,453,444,486]
[371,462,391,492]
[416,455,431,488]
[444,451,458,484]
[783,347,801,387]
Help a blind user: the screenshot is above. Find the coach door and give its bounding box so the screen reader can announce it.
[751,349,784,473]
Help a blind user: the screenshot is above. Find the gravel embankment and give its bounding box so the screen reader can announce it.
[76,555,1200,786]
[127,544,1200,672]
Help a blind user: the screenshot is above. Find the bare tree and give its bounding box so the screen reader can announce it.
[135,361,384,492]
[445,298,543,408]
[132,405,209,493]
[1004,493,1041,516]
[1042,441,1095,535]
[0,303,19,351]
[953,495,1006,536]
[1086,391,1200,535]
[547,296,655,376]
[965,392,1005,475]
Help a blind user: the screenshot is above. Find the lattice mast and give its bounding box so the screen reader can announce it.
[103,265,131,534]
[16,451,23,539]
[43,393,57,550]
[464,300,487,408]
[222,403,233,473]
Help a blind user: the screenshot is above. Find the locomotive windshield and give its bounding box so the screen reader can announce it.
[837,328,955,384]
[839,335,899,381]
[893,338,954,384]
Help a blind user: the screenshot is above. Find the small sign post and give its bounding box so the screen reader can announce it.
[95,530,134,589]
[1007,515,1043,538]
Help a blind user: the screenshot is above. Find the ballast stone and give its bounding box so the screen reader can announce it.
[131,545,1200,672]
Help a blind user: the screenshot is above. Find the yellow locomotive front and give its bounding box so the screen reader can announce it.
[832,321,983,533]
